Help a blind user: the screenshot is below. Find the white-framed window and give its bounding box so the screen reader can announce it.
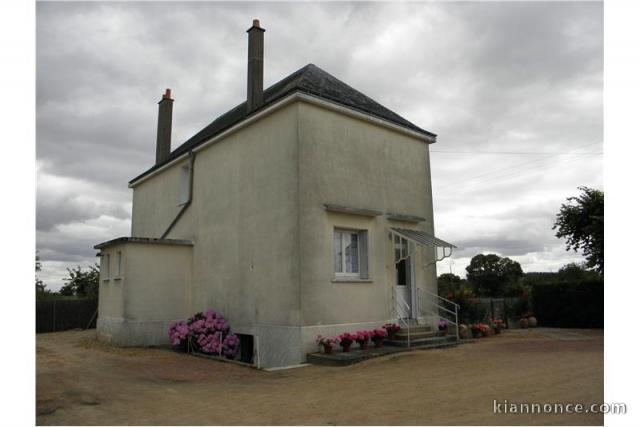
[178,164,190,206]
[334,229,369,279]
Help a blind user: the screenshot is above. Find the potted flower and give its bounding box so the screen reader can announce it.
[480,323,490,337]
[470,323,483,338]
[437,319,449,335]
[316,335,336,354]
[370,328,387,348]
[355,330,372,350]
[519,316,529,328]
[458,324,469,339]
[337,332,355,352]
[383,323,401,340]
[470,323,490,338]
[526,313,537,328]
[491,319,504,334]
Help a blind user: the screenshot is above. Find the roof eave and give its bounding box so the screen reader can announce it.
[129,91,436,188]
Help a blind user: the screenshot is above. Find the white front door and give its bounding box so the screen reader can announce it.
[396,257,417,320]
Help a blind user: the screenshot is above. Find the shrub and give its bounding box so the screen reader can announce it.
[531,280,603,328]
[168,309,240,358]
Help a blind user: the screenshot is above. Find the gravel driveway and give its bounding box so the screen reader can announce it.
[36,328,604,425]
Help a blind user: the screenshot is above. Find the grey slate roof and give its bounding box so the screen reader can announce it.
[130,63,436,184]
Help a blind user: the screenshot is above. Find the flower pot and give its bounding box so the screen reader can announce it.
[471,330,482,339]
[458,324,469,339]
[493,327,501,335]
[373,340,384,348]
[341,343,351,353]
[527,316,537,328]
[519,318,529,329]
[358,341,369,350]
[323,344,333,354]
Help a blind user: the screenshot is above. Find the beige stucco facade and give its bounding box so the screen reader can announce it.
[97,239,193,346]
[96,95,442,368]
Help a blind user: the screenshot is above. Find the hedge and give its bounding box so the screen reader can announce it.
[36,298,98,333]
[531,280,603,328]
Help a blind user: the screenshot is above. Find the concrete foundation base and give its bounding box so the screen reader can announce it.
[97,317,400,368]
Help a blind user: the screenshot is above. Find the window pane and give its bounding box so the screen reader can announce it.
[334,232,343,272]
[345,233,359,273]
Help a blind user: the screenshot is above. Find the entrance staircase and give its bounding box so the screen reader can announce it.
[385,325,459,349]
[392,287,461,348]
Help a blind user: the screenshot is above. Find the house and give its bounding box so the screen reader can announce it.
[94,19,456,368]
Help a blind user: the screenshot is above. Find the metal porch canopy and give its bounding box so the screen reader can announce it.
[390,227,456,262]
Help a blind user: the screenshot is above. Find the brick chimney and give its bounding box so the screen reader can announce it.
[246,19,265,113]
[156,88,173,164]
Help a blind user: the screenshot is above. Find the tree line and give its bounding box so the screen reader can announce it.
[438,186,603,320]
[36,253,99,300]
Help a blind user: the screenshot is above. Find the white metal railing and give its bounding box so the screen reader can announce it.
[417,288,460,340]
[392,288,461,345]
[392,287,412,347]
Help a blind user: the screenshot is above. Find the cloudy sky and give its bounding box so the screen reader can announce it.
[36,1,602,290]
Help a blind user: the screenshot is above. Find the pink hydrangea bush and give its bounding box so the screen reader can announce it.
[222,334,240,358]
[167,309,239,358]
[168,320,190,348]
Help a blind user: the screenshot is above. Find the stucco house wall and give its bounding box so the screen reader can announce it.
[97,240,193,346]
[123,103,303,366]
[100,98,440,367]
[295,100,438,355]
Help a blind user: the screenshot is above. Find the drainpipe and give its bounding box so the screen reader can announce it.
[161,151,195,239]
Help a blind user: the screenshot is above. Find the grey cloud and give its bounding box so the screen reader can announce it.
[36,194,129,231]
[36,2,602,287]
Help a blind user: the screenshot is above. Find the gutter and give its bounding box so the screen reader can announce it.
[161,151,195,239]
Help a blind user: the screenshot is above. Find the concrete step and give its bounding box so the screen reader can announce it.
[385,334,458,348]
[395,330,442,340]
[307,339,460,367]
[398,325,432,334]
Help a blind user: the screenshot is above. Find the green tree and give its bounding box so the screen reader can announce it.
[465,254,524,297]
[35,252,47,295]
[557,262,601,282]
[437,273,463,296]
[59,264,100,298]
[553,186,604,273]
